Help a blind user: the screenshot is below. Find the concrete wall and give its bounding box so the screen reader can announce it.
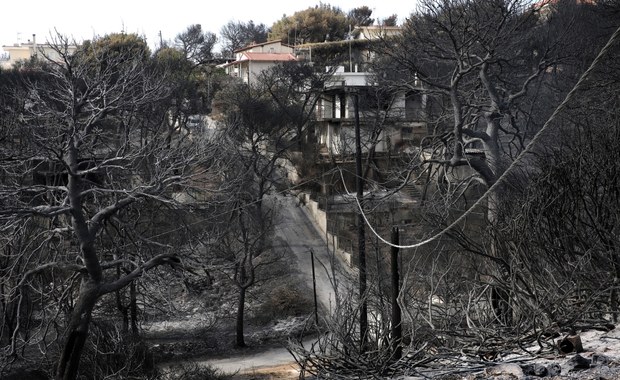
[298,192,352,266]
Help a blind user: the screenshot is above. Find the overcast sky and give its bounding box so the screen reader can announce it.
[1,1,417,51]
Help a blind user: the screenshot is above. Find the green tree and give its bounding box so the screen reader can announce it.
[220,20,269,57]
[347,6,375,27]
[154,24,223,141]
[269,3,349,44]
[82,32,151,63]
[174,24,217,66]
[379,14,399,26]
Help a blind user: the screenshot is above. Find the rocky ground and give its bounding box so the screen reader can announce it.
[401,326,620,380]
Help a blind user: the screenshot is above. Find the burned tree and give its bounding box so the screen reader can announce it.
[373,0,567,325]
[0,32,217,379]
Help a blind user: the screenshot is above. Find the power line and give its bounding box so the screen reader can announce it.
[340,24,620,250]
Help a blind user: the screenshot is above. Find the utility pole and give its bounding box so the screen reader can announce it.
[310,250,319,324]
[354,92,368,350]
[390,227,402,360]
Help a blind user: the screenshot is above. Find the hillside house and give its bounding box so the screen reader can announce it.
[316,66,428,158]
[220,40,296,85]
[289,26,439,265]
[293,26,430,160]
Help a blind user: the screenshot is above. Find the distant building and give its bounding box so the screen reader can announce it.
[1,34,78,69]
[354,25,403,41]
[292,26,430,159]
[315,66,428,159]
[219,40,296,85]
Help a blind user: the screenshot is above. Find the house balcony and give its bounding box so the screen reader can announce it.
[315,110,427,124]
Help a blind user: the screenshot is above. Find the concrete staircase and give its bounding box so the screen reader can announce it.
[402,182,422,200]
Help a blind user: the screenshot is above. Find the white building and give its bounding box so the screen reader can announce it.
[316,67,428,158]
[1,34,78,69]
[220,40,296,85]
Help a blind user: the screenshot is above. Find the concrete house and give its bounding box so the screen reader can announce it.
[220,40,297,85]
[316,66,427,158]
[297,26,429,160]
[289,26,437,265]
[1,34,78,69]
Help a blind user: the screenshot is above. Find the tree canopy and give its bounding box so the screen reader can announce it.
[268,3,351,44]
[174,24,217,66]
[220,20,269,57]
[82,32,151,62]
[347,6,375,27]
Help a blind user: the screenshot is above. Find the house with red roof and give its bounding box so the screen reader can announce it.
[220,40,296,84]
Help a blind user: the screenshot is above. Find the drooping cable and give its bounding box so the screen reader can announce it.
[341,24,620,249]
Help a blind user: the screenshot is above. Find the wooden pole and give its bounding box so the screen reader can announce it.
[390,227,402,360]
[310,249,319,324]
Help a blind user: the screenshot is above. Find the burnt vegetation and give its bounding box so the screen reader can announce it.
[1,1,620,379]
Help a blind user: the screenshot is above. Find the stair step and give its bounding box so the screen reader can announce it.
[402,184,421,199]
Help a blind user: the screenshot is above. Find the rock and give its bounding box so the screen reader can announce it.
[547,363,561,376]
[521,363,548,377]
[565,354,591,371]
[592,353,611,366]
[485,363,524,378]
[591,365,620,380]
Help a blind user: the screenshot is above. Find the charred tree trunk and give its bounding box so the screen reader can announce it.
[609,253,620,323]
[130,280,139,337]
[56,282,99,380]
[236,286,247,347]
[115,263,129,335]
[487,182,513,326]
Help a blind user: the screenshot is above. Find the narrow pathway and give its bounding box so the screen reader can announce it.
[194,193,347,375]
[270,193,346,312]
[201,336,316,376]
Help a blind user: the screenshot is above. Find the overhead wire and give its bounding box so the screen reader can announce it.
[49,24,620,256]
[340,23,620,250]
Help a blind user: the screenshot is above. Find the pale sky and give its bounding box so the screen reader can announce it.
[0,1,417,52]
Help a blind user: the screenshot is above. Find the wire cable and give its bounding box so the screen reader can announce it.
[340,24,620,250]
